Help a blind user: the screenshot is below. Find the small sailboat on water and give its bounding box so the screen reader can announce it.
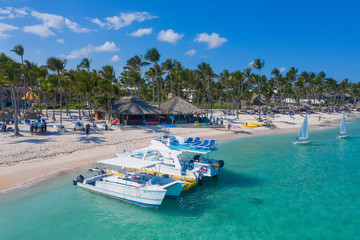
[293,115,313,145]
[337,114,350,139]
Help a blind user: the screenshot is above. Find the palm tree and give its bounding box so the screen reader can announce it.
[11,44,26,112]
[197,62,215,120]
[145,48,160,108]
[47,57,67,123]
[77,69,99,122]
[99,65,120,122]
[145,67,156,105]
[1,60,22,135]
[252,58,265,119]
[230,70,245,119]
[162,58,176,98]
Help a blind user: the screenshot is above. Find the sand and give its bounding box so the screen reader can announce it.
[0,110,357,193]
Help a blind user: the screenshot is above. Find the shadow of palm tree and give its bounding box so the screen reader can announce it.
[78,136,106,144]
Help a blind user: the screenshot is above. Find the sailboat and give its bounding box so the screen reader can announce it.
[337,114,350,139]
[293,115,313,145]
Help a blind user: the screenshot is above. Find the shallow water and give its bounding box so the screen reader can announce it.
[1,119,360,239]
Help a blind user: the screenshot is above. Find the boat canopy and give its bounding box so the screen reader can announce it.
[98,157,161,169]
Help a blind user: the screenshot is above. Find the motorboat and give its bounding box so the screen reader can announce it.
[74,158,176,208]
[115,136,224,191]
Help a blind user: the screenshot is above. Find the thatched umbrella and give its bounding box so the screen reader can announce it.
[160,97,203,115]
[112,96,161,115]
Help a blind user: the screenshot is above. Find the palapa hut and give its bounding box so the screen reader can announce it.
[95,96,161,125]
[21,109,41,119]
[160,97,204,123]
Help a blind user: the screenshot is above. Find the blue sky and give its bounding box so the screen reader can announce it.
[0,0,359,82]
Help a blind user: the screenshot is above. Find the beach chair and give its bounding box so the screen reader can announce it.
[203,139,216,149]
[197,140,210,148]
[191,141,202,147]
[184,137,194,143]
[193,137,200,143]
[25,119,31,125]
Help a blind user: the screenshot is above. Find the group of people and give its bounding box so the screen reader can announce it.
[30,121,47,135]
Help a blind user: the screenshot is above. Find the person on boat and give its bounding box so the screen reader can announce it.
[30,123,34,136]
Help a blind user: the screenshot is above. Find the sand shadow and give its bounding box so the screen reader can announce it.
[230,130,253,135]
[78,136,106,144]
[9,138,55,144]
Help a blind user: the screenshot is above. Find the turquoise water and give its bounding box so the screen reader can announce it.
[1,119,360,239]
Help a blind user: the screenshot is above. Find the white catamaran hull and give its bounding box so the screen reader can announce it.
[337,135,350,139]
[292,141,313,145]
[77,181,166,208]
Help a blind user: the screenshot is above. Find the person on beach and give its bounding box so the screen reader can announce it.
[228,123,231,131]
[44,122,47,132]
[85,123,90,136]
[30,123,34,135]
[245,122,248,128]
[221,117,223,125]
[105,123,108,133]
[319,116,321,121]
[1,121,6,131]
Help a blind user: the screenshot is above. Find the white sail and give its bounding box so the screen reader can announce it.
[297,115,309,140]
[339,114,346,135]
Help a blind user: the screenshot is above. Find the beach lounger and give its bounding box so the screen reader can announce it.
[191,141,202,147]
[197,140,209,148]
[184,137,193,143]
[193,137,200,143]
[203,139,216,149]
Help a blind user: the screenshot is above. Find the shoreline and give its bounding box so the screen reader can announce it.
[0,112,357,194]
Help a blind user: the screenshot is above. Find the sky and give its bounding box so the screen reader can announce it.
[0,0,359,82]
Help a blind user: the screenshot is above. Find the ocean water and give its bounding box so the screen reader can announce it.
[1,118,360,240]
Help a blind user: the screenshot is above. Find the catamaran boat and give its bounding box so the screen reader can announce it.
[293,115,313,145]
[74,158,184,208]
[114,135,225,191]
[337,114,350,139]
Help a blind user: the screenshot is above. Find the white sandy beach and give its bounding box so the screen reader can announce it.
[0,110,357,193]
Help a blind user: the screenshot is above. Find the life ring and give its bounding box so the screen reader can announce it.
[201,167,207,173]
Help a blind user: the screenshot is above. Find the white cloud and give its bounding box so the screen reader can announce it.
[194,32,227,49]
[279,67,286,73]
[130,27,152,37]
[91,18,106,28]
[35,50,41,54]
[0,22,19,39]
[110,55,120,62]
[56,38,64,44]
[23,24,55,37]
[248,61,254,67]
[66,41,119,59]
[0,7,28,19]
[103,12,157,30]
[157,29,184,44]
[184,49,196,57]
[22,10,89,37]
